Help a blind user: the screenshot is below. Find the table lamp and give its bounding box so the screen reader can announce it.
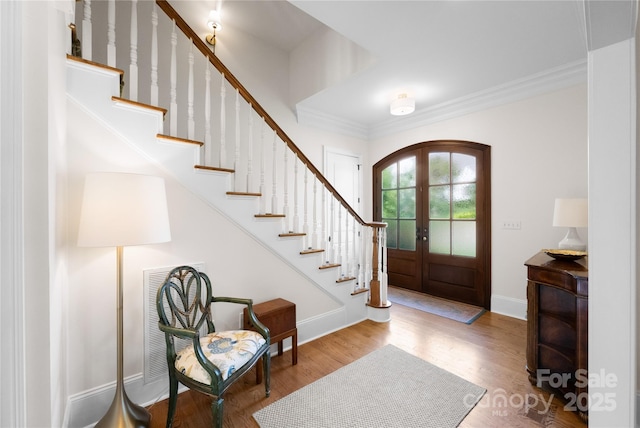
[552,198,587,251]
[77,172,171,427]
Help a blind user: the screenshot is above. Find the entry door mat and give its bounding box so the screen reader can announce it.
[387,286,486,324]
[253,344,486,428]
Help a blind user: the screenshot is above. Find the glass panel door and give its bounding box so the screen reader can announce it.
[381,156,416,251]
[428,152,477,257]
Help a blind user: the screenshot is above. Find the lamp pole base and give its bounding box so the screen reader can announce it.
[95,384,150,428]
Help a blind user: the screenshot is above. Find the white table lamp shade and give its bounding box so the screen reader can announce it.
[552,198,587,251]
[78,172,171,247]
[552,198,588,228]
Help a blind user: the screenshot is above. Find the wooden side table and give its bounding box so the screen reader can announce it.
[244,298,297,382]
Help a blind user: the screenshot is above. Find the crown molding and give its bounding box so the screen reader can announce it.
[296,59,588,141]
[295,104,370,140]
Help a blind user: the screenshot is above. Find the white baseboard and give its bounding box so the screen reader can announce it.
[491,294,527,320]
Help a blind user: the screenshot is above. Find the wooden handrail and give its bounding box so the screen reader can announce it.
[156,0,366,226]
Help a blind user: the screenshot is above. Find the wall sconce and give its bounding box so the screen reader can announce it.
[206,9,222,48]
[553,198,588,250]
[390,93,415,116]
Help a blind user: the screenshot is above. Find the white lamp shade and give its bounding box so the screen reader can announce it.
[552,198,588,228]
[78,172,171,247]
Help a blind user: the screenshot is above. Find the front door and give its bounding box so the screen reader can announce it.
[373,140,491,309]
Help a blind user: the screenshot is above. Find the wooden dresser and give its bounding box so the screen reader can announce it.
[525,251,588,420]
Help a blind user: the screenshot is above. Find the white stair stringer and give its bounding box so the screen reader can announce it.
[66,58,369,331]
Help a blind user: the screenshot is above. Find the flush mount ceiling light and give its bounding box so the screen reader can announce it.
[205,9,222,48]
[390,93,415,116]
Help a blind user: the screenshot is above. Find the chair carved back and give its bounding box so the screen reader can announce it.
[157,266,216,353]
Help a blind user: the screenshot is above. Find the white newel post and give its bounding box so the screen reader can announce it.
[367,222,391,322]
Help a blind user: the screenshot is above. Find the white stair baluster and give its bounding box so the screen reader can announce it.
[328,196,335,263]
[337,204,343,274]
[204,64,212,166]
[219,74,226,168]
[107,0,116,67]
[293,157,300,232]
[302,168,309,249]
[321,186,327,263]
[246,107,253,192]
[344,208,349,277]
[282,148,290,232]
[234,89,241,191]
[271,131,278,214]
[169,20,177,136]
[312,176,319,249]
[82,0,92,61]
[259,121,266,215]
[129,0,138,101]
[150,3,158,106]
[351,215,357,279]
[187,43,195,140]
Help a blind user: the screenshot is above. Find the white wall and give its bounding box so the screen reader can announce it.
[588,38,636,427]
[212,13,371,188]
[64,97,338,422]
[368,84,588,317]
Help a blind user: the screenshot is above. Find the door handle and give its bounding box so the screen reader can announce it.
[417,227,429,241]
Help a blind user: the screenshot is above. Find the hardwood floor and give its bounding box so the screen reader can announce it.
[146,303,587,427]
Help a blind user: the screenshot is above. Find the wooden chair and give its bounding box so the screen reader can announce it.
[156,266,271,428]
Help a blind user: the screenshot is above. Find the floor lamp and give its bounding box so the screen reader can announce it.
[78,172,171,427]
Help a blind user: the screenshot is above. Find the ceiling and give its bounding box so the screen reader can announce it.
[169,1,634,138]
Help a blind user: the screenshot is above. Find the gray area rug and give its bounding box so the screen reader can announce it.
[387,286,486,324]
[253,344,486,428]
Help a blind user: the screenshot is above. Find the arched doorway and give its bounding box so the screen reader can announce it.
[373,140,491,309]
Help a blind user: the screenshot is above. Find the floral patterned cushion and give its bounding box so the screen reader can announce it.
[175,330,266,384]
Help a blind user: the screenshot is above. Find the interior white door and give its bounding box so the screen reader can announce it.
[324,148,362,215]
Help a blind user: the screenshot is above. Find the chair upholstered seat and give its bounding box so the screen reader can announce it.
[176,330,267,384]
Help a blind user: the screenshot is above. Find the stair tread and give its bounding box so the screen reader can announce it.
[336,276,356,283]
[279,232,306,237]
[158,134,204,146]
[227,191,261,196]
[195,165,235,173]
[112,96,167,117]
[300,248,324,255]
[319,263,341,270]
[67,54,124,75]
[255,213,285,218]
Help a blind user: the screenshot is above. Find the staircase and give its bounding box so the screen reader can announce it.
[67,0,390,327]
